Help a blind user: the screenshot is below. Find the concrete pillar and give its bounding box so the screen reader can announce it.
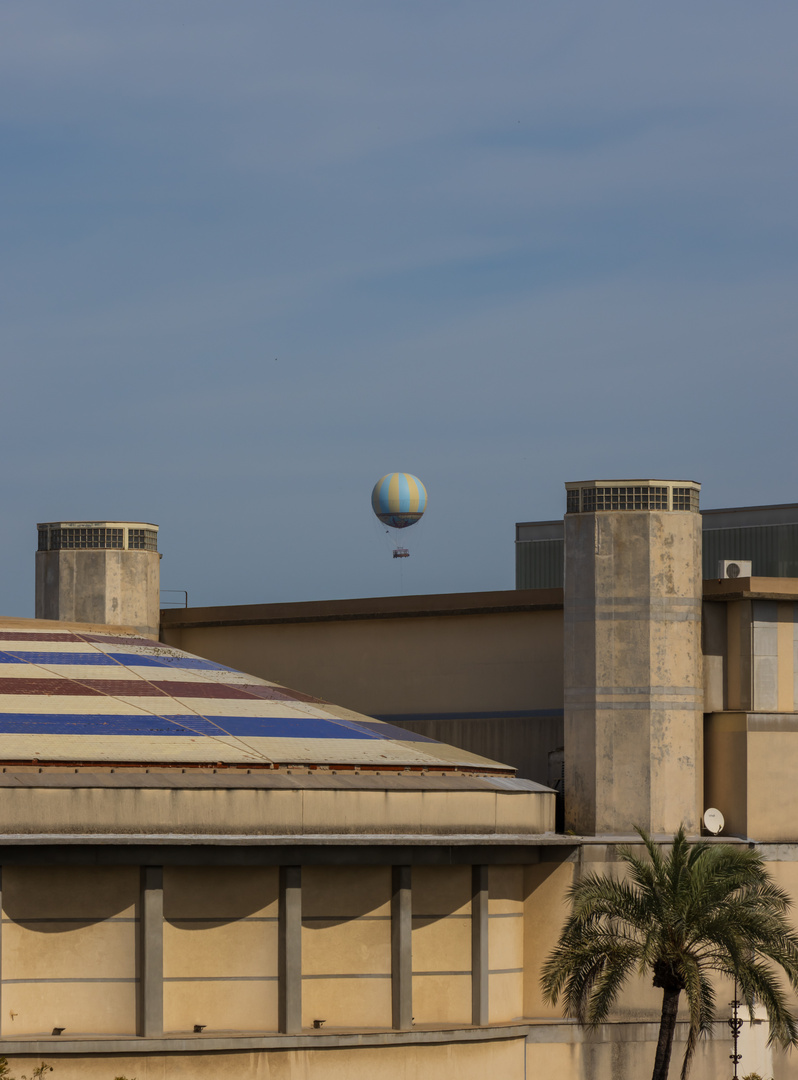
[564,480,703,835]
[279,865,302,1034]
[35,521,160,639]
[140,866,163,1038]
[391,865,412,1031]
[471,865,489,1026]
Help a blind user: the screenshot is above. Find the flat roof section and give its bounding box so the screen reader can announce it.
[160,588,564,630]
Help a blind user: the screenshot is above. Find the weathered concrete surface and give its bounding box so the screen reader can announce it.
[0,783,555,837]
[564,499,703,835]
[0,1022,765,1080]
[36,534,160,640]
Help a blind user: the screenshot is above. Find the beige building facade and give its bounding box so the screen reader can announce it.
[4,482,798,1077]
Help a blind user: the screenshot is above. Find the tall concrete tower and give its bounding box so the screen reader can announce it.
[563,481,703,835]
[35,521,160,639]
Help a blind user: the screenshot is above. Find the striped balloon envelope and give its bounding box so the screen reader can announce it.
[371,473,427,529]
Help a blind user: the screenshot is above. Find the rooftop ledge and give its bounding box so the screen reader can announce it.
[0,831,564,845]
[163,579,798,627]
[0,1022,535,1056]
[702,577,798,601]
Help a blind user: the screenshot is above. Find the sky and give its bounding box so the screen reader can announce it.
[1,2,797,614]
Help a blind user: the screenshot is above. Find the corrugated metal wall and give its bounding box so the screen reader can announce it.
[515,539,564,589]
[702,523,798,578]
[516,524,798,587]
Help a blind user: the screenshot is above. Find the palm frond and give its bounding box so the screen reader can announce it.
[542,823,798,1079]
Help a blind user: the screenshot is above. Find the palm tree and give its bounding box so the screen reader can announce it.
[541,826,798,1080]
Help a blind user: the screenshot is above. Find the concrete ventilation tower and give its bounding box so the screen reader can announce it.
[563,481,703,835]
[35,521,160,639]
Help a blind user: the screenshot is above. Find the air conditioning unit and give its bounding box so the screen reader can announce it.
[717,559,752,579]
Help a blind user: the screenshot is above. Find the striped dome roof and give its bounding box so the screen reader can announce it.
[0,621,510,772]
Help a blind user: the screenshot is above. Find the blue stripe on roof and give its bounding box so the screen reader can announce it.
[0,652,118,666]
[0,714,380,739]
[135,655,233,670]
[396,472,410,512]
[0,652,232,671]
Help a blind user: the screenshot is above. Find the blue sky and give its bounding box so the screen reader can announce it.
[1,2,797,613]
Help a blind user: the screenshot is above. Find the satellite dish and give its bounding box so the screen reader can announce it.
[703,808,724,835]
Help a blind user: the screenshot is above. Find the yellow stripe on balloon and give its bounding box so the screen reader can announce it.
[388,472,400,508]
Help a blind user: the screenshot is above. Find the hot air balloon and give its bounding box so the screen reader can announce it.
[371,473,427,558]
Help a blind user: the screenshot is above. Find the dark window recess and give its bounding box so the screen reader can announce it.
[571,485,670,513]
[673,487,700,512]
[48,527,124,550]
[128,529,158,551]
[38,527,157,552]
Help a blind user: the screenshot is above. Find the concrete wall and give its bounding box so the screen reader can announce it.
[704,594,798,842]
[0,781,555,838]
[2,866,139,1037]
[705,712,798,841]
[564,508,703,835]
[0,1038,529,1080]
[524,1027,738,1080]
[722,599,798,712]
[0,1029,763,1080]
[163,867,279,1033]
[0,859,562,1039]
[36,548,161,639]
[160,594,564,784]
[1,848,791,1080]
[412,866,472,1025]
[488,866,524,1023]
[0,859,552,1050]
[302,866,392,1029]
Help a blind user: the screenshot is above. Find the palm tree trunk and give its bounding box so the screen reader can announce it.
[651,987,681,1080]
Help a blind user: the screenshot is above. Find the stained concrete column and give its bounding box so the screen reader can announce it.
[140,866,163,1037]
[391,865,412,1030]
[564,480,704,835]
[35,521,161,639]
[279,865,302,1034]
[471,865,489,1026]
